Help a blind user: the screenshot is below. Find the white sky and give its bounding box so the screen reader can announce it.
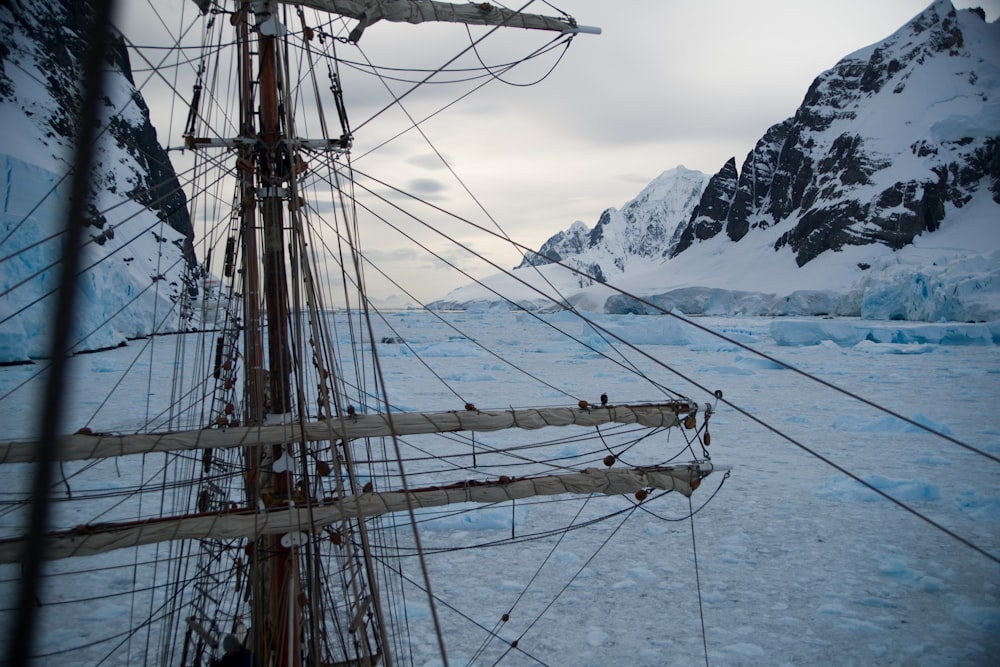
[119,1,999,304]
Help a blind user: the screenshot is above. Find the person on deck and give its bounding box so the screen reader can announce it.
[212,634,251,667]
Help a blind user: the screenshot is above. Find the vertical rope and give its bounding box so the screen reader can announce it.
[689,494,710,667]
[4,1,117,664]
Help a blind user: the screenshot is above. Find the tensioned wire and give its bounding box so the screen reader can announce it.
[346,158,1000,474]
[488,502,640,666]
[134,8,196,649]
[19,1,996,664]
[310,164,689,401]
[237,8,437,663]
[0,422,677,529]
[357,476,731,664]
[344,0,566,136]
[341,25,655,390]
[0,143,233,333]
[323,1,607,380]
[283,10,612,661]
[0,140,230,306]
[286,17,417,666]
[347,160,1000,473]
[0,10,206,255]
[0,157,233,413]
[280,16,403,663]
[21,539,244,664]
[283,3,997,455]
[0,13,242,419]
[297,141,687,404]
[160,11,660,418]
[0,3,640,664]
[288,2,664,506]
[147,8,254,664]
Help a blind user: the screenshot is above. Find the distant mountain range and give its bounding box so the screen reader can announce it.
[432,0,1000,322]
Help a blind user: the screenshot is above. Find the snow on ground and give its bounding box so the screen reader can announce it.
[0,311,998,665]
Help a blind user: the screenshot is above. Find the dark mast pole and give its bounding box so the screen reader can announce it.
[254,3,299,666]
[235,2,270,659]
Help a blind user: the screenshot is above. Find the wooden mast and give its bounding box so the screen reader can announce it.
[236,2,302,667]
[169,3,602,664]
[236,2,270,660]
[251,2,299,665]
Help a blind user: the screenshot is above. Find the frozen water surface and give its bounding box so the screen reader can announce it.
[0,312,997,666]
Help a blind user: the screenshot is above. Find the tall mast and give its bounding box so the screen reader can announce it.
[235,3,271,656]
[252,2,300,665]
[179,2,601,665]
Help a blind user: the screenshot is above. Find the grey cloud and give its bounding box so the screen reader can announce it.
[406,177,449,198]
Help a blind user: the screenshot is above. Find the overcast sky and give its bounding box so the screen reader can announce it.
[120,1,999,304]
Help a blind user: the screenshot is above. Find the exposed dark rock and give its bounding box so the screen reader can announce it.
[726,120,793,240]
[494,2,997,312]
[516,168,708,277]
[588,209,611,246]
[671,158,738,255]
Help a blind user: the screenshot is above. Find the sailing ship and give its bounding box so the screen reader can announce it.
[1,2,725,665]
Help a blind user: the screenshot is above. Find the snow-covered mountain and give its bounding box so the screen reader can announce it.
[0,0,194,364]
[513,166,711,285]
[433,0,1000,321]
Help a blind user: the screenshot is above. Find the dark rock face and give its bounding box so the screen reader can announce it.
[0,0,195,267]
[105,32,195,266]
[507,1,996,302]
[725,120,793,241]
[672,158,738,255]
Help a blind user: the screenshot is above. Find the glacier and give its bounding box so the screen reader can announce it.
[0,2,194,365]
[0,153,189,364]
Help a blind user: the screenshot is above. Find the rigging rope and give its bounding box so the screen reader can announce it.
[491,504,640,666]
[689,494,710,667]
[304,168,686,403]
[350,0,561,134]
[469,494,591,664]
[6,3,118,663]
[388,199,1000,469]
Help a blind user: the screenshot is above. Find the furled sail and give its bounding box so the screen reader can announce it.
[204,1,601,41]
[0,464,715,562]
[0,401,696,463]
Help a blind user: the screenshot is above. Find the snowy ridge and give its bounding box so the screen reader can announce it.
[0,1,194,364]
[432,2,1000,323]
[513,166,711,283]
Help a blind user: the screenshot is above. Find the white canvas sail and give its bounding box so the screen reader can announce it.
[0,402,696,463]
[0,464,714,562]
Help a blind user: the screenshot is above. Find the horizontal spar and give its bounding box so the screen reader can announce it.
[205,1,602,38]
[0,402,697,464]
[0,463,719,562]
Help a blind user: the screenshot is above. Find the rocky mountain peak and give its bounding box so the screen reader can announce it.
[431,2,999,321]
[670,0,998,266]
